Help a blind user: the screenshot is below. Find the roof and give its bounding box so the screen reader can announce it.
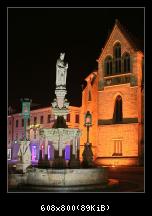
[97,19,144,62]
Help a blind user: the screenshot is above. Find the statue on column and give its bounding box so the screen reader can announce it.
[56,53,68,87]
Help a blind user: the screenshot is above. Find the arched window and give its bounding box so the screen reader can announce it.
[113,95,123,123]
[123,53,130,73]
[88,90,92,101]
[104,56,112,76]
[113,42,121,74]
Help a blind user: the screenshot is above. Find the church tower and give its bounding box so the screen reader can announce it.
[96,19,143,166]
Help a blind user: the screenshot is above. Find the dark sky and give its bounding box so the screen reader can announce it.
[8,8,144,113]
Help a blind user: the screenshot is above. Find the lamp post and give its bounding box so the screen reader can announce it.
[85,111,92,144]
[82,111,94,167]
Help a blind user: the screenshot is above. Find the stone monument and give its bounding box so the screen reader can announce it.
[38,53,81,168]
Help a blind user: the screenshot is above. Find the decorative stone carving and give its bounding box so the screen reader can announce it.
[16,140,31,172]
[18,140,31,164]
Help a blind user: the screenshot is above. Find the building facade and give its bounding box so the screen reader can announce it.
[8,106,80,161]
[79,20,144,166]
[8,20,144,166]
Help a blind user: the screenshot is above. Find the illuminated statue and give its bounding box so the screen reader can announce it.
[56,53,68,87]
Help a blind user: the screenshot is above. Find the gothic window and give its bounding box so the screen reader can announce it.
[113,95,123,123]
[113,42,121,73]
[88,90,92,101]
[104,56,112,76]
[112,140,122,156]
[123,53,130,73]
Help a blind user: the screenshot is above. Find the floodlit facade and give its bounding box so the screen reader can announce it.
[8,106,80,161]
[8,20,144,166]
[79,20,144,166]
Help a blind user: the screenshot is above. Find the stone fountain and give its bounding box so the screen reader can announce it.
[8,53,109,192]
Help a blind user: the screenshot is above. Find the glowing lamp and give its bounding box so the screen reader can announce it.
[84,111,92,126]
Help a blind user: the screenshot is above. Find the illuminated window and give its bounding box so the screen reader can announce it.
[75,114,79,123]
[34,117,37,125]
[47,114,51,123]
[40,115,44,124]
[88,90,92,101]
[104,56,112,75]
[66,114,70,122]
[22,119,24,127]
[113,95,123,123]
[123,53,130,73]
[113,140,122,156]
[16,120,18,128]
[113,42,121,73]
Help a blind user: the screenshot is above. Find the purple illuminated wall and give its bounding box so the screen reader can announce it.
[65,145,70,160]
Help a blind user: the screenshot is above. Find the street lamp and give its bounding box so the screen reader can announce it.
[84,111,92,143]
[82,111,94,168]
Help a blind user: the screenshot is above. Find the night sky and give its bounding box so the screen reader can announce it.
[8,8,144,113]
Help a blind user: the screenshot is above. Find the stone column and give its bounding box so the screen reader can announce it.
[77,136,80,160]
[59,140,63,157]
[72,137,76,157]
[75,137,77,159]
[69,137,80,168]
[44,137,48,160]
[38,138,50,168]
[38,138,43,161]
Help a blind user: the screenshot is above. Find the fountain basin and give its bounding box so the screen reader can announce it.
[8,167,108,190]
